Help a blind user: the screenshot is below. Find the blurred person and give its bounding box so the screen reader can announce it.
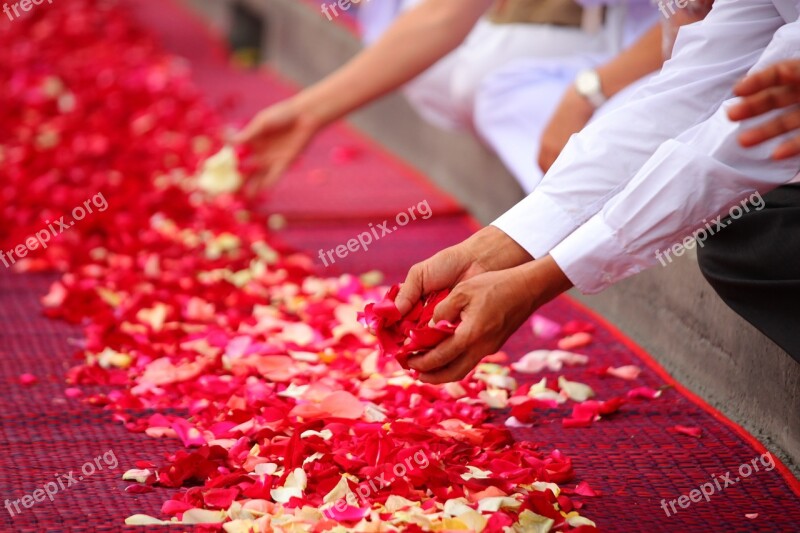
[235,0,657,190]
[475,1,714,193]
[356,0,656,132]
[390,1,800,384]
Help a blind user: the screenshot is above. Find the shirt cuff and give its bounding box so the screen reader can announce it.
[491,189,580,260]
[549,214,646,295]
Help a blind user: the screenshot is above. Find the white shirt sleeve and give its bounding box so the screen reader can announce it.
[492,0,799,293]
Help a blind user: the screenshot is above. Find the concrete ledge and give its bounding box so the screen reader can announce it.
[182,0,799,475]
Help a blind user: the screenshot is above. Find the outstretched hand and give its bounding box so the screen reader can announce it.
[728,59,800,160]
[233,98,322,194]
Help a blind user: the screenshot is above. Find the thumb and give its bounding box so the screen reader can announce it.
[396,263,427,316]
[395,280,421,317]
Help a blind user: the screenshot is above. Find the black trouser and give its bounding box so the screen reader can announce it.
[697,184,800,364]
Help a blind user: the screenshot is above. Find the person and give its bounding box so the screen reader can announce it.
[356,0,656,133]
[393,0,800,384]
[474,2,713,192]
[234,0,657,191]
[698,58,800,358]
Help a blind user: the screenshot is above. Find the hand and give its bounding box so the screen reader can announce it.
[395,226,533,316]
[233,96,324,193]
[538,87,595,174]
[728,59,800,160]
[406,256,573,384]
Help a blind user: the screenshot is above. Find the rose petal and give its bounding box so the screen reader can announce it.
[671,425,702,438]
[19,373,38,386]
[557,332,593,351]
[606,365,642,381]
[530,315,561,340]
[627,387,663,400]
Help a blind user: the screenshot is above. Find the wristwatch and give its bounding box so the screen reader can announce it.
[574,69,607,109]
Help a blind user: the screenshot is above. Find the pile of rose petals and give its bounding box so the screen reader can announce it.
[0,1,649,531]
[359,285,457,369]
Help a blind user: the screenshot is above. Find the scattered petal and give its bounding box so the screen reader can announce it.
[606,365,642,381]
[671,425,702,438]
[18,373,38,386]
[557,332,593,350]
[627,387,663,400]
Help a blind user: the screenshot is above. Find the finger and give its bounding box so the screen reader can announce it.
[234,111,271,144]
[430,287,467,325]
[734,61,800,97]
[396,264,425,316]
[244,170,270,199]
[738,108,800,147]
[242,157,279,198]
[235,105,292,145]
[774,135,800,160]
[244,148,299,195]
[407,326,471,373]
[728,85,800,121]
[262,157,291,188]
[418,348,480,384]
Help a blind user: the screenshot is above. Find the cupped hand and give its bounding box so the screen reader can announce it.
[406,256,573,384]
[728,59,800,160]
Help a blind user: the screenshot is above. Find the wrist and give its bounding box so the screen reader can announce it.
[517,256,573,310]
[574,69,607,110]
[565,86,597,120]
[467,226,533,272]
[293,89,338,129]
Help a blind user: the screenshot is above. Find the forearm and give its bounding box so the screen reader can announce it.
[550,20,800,295]
[494,0,786,260]
[298,0,492,126]
[596,23,663,98]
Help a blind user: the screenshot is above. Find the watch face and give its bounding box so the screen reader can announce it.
[576,71,600,96]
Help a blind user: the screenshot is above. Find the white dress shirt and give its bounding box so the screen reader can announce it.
[493,0,800,294]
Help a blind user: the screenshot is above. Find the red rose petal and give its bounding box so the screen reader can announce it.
[671,425,703,438]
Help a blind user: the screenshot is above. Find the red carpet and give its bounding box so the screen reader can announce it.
[0,0,798,531]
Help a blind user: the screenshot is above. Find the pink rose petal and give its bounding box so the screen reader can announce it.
[531,314,561,340]
[606,365,642,381]
[19,373,38,386]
